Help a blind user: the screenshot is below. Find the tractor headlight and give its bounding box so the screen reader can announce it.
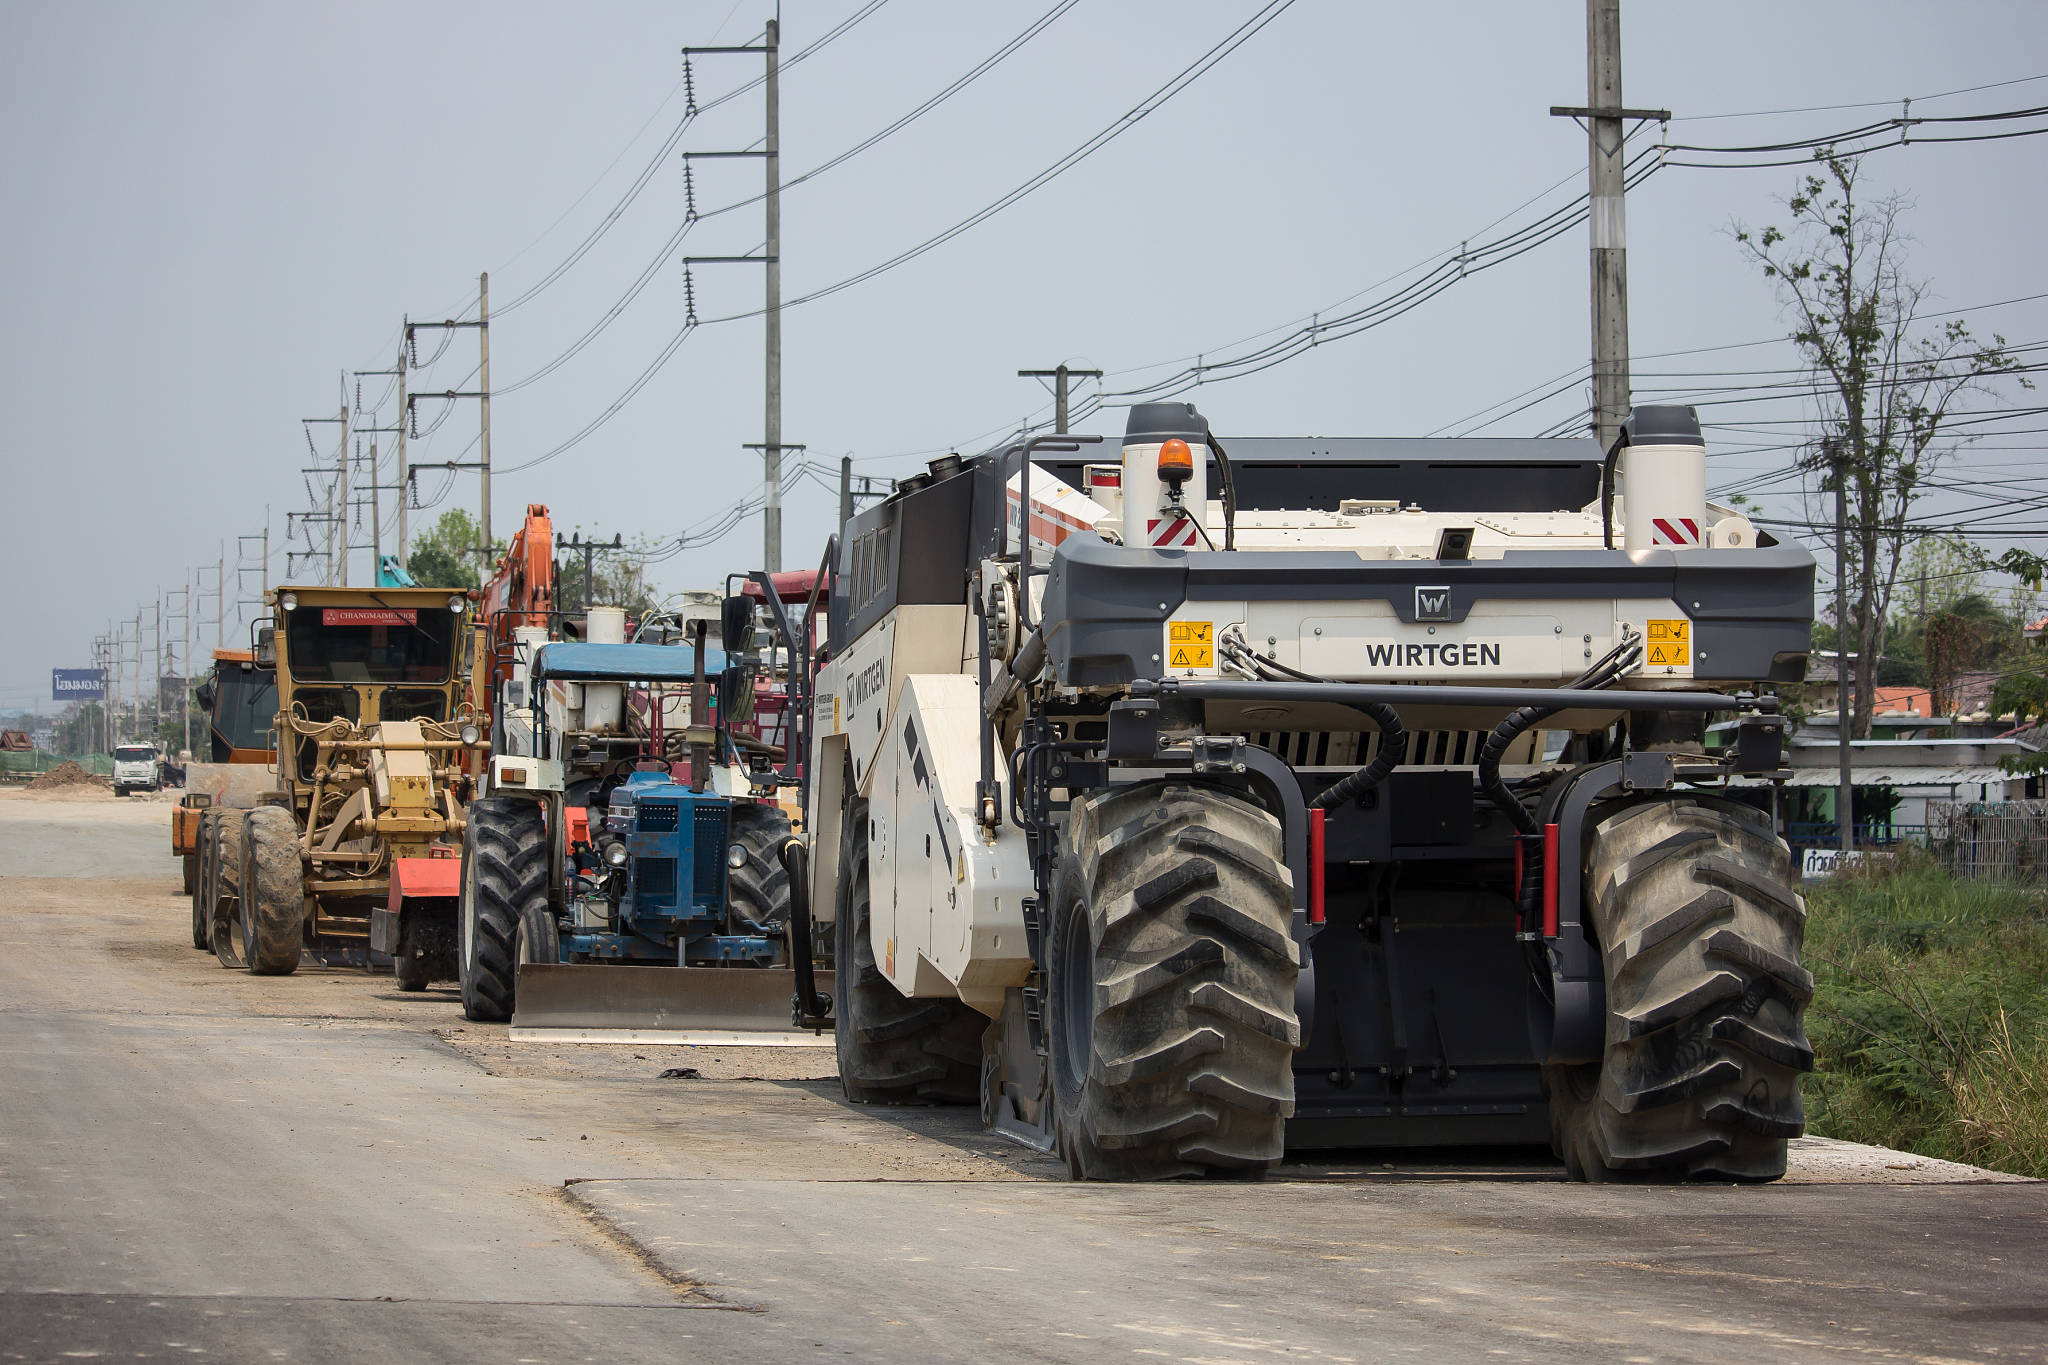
[603,839,630,868]
[459,723,481,746]
[448,594,466,613]
[727,845,747,871]
[279,592,298,612]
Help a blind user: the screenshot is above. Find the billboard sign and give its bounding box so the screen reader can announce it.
[52,668,106,702]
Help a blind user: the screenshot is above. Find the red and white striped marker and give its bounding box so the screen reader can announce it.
[1146,516,1199,548]
[1651,516,1702,547]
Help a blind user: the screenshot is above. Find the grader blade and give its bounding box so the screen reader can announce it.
[508,964,834,1045]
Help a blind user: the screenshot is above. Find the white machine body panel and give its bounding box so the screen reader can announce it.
[864,673,1030,1016]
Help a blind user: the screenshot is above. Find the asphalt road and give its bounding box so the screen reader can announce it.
[1,789,2043,1364]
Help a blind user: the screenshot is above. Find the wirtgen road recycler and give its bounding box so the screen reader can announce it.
[792,401,1814,1182]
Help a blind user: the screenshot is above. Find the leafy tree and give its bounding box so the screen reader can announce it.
[1735,152,2028,737]
[406,509,499,591]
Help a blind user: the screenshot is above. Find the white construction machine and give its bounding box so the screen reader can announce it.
[787,401,1813,1182]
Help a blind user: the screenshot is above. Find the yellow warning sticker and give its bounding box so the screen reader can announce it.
[1167,620,1214,671]
[1646,619,1690,668]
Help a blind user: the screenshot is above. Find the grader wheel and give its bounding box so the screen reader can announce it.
[209,813,248,970]
[240,806,306,976]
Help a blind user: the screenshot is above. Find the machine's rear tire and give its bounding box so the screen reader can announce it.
[240,806,306,976]
[1544,796,1814,1182]
[210,813,248,970]
[188,813,214,949]
[727,801,794,935]
[460,797,549,1023]
[1048,781,1300,1181]
[833,795,981,1104]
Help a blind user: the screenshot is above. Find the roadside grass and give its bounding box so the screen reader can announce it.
[1802,852,2048,1178]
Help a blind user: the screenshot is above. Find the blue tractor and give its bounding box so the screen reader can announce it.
[457,611,806,1037]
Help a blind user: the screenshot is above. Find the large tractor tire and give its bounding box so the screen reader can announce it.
[240,806,307,976]
[188,812,214,949]
[833,795,981,1104]
[1545,796,1814,1182]
[1048,781,1299,1181]
[460,797,551,1023]
[210,813,248,970]
[727,800,794,936]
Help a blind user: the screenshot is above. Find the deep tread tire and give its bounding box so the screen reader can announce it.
[188,813,214,949]
[1545,796,1813,1182]
[240,806,306,976]
[1048,781,1300,1181]
[833,795,981,1104]
[460,797,549,1023]
[210,813,248,970]
[727,801,795,935]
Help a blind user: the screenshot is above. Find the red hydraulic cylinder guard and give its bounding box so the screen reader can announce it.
[1542,822,1560,939]
[1308,807,1326,925]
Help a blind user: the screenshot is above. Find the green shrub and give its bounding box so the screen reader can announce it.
[1803,850,2048,1177]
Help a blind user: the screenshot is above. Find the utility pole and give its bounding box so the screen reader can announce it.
[478,273,492,555]
[763,20,782,573]
[1018,364,1103,433]
[397,334,409,560]
[178,582,191,757]
[683,22,785,569]
[839,456,853,533]
[1831,440,1854,854]
[215,547,225,646]
[556,532,625,611]
[1552,1,1667,453]
[403,282,492,560]
[338,377,351,586]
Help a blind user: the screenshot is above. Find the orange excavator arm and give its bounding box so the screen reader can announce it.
[479,503,556,698]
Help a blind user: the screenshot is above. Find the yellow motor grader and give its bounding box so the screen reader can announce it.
[198,584,488,981]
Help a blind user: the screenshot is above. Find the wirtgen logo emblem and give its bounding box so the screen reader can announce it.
[1414,586,1451,622]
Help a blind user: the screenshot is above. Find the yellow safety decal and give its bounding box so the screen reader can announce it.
[1167,621,1214,670]
[1646,618,1691,668]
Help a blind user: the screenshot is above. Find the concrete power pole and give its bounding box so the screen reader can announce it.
[1553,1,1665,454]
[396,334,409,561]
[683,21,787,570]
[478,273,493,557]
[338,379,351,587]
[763,19,782,573]
[839,456,853,534]
[1019,364,1104,433]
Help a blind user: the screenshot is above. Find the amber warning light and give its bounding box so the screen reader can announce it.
[1157,437,1194,487]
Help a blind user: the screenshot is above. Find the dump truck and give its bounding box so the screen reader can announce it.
[195,585,486,979]
[457,606,815,1041]
[177,647,276,936]
[792,401,1814,1182]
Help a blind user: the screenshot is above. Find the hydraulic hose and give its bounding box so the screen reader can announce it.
[778,836,832,1030]
[1478,635,1643,833]
[1309,700,1408,809]
[1229,639,1409,809]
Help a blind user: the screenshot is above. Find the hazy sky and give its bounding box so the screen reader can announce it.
[4,1,2044,713]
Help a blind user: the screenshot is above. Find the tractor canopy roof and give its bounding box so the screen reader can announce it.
[531,641,729,685]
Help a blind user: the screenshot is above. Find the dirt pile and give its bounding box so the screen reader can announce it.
[26,762,109,792]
